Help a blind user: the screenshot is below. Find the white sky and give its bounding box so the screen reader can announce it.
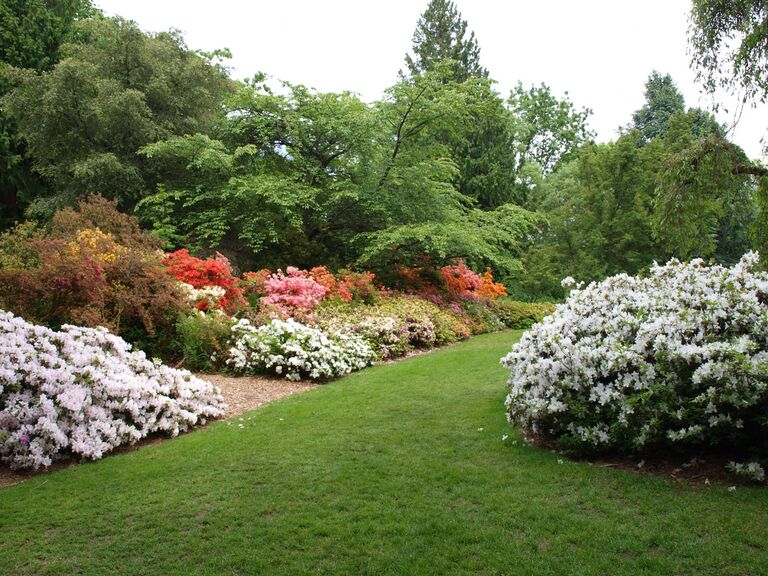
[95,0,766,160]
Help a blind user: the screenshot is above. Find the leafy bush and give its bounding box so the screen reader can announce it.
[454,298,506,335]
[175,311,235,372]
[489,299,555,329]
[226,318,376,381]
[0,198,186,357]
[0,310,226,470]
[502,254,768,467]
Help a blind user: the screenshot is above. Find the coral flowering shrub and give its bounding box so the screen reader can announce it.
[261,267,328,318]
[440,260,484,298]
[163,249,242,312]
[0,310,226,470]
[502,254,768,471]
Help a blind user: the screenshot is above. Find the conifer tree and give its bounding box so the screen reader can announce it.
[404,0,487,82]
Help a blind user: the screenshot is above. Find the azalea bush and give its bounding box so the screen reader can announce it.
[502,254,768,470]
[315,296,471,359]
[163,249,243,312]
[261,267,328,319]
[0,310,226,470]
[227,318,376,381]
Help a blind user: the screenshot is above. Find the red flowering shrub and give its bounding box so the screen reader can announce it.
[163,249,243,313]
[439,261,507,300]
[393,264,441,296]
[310,266,339,297]
[242,268,271,308]
[261,267,328,318]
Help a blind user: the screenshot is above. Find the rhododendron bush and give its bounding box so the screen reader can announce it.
[502,254,768,468]
[227,318,376,381]
[0,310,226,470]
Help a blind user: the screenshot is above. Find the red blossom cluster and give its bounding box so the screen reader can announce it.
[162,249,243,312]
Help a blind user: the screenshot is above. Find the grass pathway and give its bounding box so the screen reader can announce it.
[1,331,766,575]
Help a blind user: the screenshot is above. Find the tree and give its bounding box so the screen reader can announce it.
[0,0,94,226]
[404,0,487,82]
[689,0,768,106]
[3,15,234,220]
[0,0,94,70]
[631,71,686,142]
[138,70,543,279]
[507,82,593,206]
[653,111,754,260]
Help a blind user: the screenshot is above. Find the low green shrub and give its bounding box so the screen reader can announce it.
[176,311,235,372]
[489,299,555,329]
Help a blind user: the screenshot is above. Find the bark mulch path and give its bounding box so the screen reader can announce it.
[0,374,317,489]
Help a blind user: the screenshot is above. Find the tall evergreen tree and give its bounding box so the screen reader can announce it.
[631,71,685,143]
[404,0,487,82]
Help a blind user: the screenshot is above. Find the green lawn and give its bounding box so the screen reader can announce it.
[1,331,766,575]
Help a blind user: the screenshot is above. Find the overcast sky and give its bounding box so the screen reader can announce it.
[95,0,766,159]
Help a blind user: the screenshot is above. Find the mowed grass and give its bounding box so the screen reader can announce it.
[1,331,767,575]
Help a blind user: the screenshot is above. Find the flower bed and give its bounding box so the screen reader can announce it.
[502,254,768,476]
[0,310,226,470]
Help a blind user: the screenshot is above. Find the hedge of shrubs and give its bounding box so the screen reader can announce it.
[0,196,554,469]
[502,254,768,480]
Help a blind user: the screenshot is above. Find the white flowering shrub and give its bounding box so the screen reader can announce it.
[226,318,376,381]
[502,254,768,464]
[0,310,226,470]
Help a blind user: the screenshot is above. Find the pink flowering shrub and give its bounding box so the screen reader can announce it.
[0,310,226,470]
[261,267,328,318]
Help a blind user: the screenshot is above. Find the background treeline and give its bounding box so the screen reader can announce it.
[1,0,766,300]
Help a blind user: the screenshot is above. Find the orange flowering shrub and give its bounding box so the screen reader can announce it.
[477,268,508,298]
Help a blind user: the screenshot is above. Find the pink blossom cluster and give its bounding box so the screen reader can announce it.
[0,310,226,470]
[261,267,328,318]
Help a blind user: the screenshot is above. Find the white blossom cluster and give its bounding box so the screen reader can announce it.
[502,253,768,465]
[0,310,226,470]
[178,282,226,308]
[226,318,376,381]
[727,461,766,482]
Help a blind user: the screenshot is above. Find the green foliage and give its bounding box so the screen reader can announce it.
[689,0,768,106]
[507,82,593,179]
[631,71,685,142]
[489,299,555,329]
[654,113,753,259]
[0,0,95,226]
[404,0,487,82]
[0,0,93,70]
[175,311,234,372]
[2,15,234,217]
